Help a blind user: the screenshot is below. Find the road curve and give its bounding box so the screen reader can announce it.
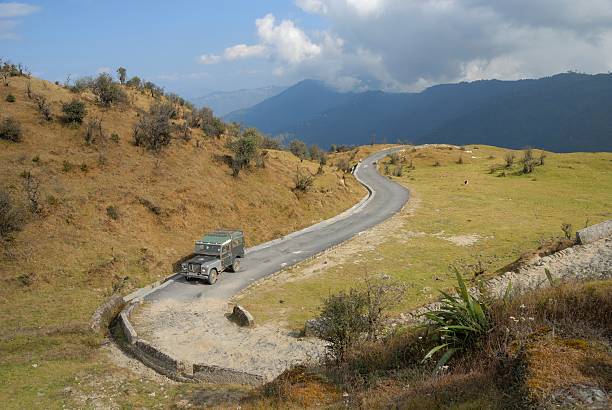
[147,147,409,303]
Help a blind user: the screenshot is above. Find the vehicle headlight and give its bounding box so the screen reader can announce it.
[201,265,207,273]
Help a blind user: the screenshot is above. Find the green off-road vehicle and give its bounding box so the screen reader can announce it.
[181,230,245,284]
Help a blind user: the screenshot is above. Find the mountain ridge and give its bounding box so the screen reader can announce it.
[226,73,612,152]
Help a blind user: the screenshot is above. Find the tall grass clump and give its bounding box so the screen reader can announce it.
[422,270,491,369]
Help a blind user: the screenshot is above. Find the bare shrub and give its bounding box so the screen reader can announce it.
[538,153,547,165]
[0,189,24,240]
[318,276,405,363]
[84,118,104,145]
[393,165,403,177]
[133,103,173,152]
[388,152,400,165]
[293,167,314,193]
[137,196,161,215]
[561,223,573,240]
[504,152,515,168]
[457,155,464,164]
[0,117,22,142]
[289,139,308,160]
[520,149,537,174]
[22,172,40,214]
[69,76,93,93]
[33,94,52,121]
[336,158,351,173]
[260,135,283,150]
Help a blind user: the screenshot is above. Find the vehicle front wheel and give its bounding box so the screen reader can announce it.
[206,269,218,285]
[229,259,240,273]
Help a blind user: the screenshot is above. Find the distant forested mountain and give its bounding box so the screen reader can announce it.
[225,73,612,152]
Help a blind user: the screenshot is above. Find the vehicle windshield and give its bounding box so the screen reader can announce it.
[195,243,221,255]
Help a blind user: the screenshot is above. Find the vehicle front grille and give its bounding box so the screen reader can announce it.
[188,263,200,273]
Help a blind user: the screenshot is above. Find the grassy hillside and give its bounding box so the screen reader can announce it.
[0,74,364,408]
[238,145,612,329]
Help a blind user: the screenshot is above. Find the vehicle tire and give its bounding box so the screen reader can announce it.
[206,269,218,285]
[229,259,240,273]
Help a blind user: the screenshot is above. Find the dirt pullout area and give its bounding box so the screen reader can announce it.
[131,298,327,381]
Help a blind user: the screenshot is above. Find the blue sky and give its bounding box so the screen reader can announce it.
[1,1,323,96]
[3,1,612,99]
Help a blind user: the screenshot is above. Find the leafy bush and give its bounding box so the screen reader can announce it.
[0,117,22,142]
[225,130,260,177]
[336,158,351,173]
[133,103,173,152]
[422,270,491,369]
[5,94,15,103]
[0,189,24,240]
[92,73,126,106]
[110,132,119,143]
[61,99,87,124]
[309,144,325,162]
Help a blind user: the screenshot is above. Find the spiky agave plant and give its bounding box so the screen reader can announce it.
[422,269,491,369]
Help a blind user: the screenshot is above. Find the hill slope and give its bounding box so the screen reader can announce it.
[227,73,612,152]
[0,74,365,408]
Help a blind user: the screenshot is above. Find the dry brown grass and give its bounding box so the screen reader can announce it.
[243,279,612,409]
[0,75,365,408]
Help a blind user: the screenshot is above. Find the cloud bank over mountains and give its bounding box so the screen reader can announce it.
[200,0,612,91]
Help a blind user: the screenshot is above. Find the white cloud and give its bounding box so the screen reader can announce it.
[0,2,39,18]
[296,0,328,14]
[199,1,612,91]
[224,44,267,60]
[199,54,221,65]
[255,14,321,64]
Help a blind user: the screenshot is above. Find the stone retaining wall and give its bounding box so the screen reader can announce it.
[193,363,264,386]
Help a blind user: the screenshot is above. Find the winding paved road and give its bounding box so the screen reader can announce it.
[146,147,409,303]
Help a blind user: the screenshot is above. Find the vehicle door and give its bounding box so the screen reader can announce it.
[220,244,232,269]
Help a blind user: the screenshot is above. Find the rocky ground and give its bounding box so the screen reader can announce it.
[131,297,327,381]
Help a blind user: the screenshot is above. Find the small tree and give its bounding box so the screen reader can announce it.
[0,117,22,142]
[61,99,87,124]
[116,67,127,85]
[84,118,104,145]
[200,107,225,138]
[70,76,93,93]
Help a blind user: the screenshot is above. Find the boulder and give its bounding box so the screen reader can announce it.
[228,305,254,327]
